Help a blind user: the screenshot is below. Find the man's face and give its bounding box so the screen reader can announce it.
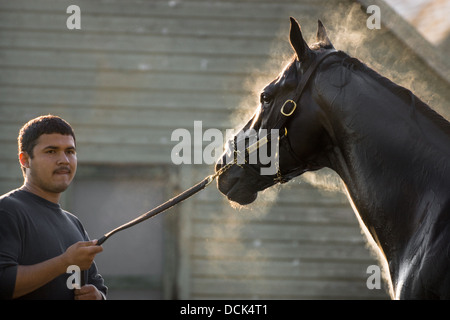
[24,133,77,194]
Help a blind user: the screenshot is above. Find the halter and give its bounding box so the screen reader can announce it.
[230,49,339,187]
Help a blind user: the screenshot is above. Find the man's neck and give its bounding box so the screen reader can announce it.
[20,183,61,204]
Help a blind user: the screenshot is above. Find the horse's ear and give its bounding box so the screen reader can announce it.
[316,20,334,48]
[289,17,312,61]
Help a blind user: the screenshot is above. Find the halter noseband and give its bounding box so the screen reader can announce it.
[231,49,339,186]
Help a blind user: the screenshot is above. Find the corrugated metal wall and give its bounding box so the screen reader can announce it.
[2,0,448,299]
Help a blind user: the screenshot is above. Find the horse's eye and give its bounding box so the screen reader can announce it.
[260,93,272,104]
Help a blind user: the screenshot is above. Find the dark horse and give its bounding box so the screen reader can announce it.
[215,17,450,299]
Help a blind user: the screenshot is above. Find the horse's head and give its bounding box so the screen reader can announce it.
[216,18,339,205]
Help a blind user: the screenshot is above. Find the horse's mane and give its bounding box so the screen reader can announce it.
[328,51,450,134]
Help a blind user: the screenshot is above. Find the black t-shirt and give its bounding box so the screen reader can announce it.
[0,189,107,299]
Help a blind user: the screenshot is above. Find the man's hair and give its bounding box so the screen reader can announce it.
[18,115,76,174]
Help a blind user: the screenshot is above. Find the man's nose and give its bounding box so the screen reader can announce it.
[57,152,70,165]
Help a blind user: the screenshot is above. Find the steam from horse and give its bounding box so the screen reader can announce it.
[215,18,450,299]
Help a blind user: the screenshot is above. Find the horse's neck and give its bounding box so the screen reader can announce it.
[323,71,450,265]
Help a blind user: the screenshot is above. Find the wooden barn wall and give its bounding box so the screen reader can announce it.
[1,0,449,299]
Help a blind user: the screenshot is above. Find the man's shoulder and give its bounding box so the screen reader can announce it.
[62,209,82,225]
[0,189,48,218]
[0,189,24,211]
[0,189,29,226]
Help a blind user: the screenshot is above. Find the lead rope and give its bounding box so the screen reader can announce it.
[95,158,234,247]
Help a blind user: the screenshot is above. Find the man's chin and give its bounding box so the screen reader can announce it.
[48,179,72,193]
[46,185,70,194]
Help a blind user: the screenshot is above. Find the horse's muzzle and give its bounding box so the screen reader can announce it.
[215,154,258,205]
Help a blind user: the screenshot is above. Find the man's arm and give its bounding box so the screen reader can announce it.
[13,240,103,299]
[13,255,68,299]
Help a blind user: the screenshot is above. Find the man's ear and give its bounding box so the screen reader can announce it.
[19,152,30,169]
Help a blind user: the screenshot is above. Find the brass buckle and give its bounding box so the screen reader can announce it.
[280,100,297,116]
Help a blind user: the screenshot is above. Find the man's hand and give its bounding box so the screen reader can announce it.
[74,284,104,300]
[12,240,103,299]
[63,240,103,270]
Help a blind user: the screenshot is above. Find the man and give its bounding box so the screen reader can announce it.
[0,115,107,300]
